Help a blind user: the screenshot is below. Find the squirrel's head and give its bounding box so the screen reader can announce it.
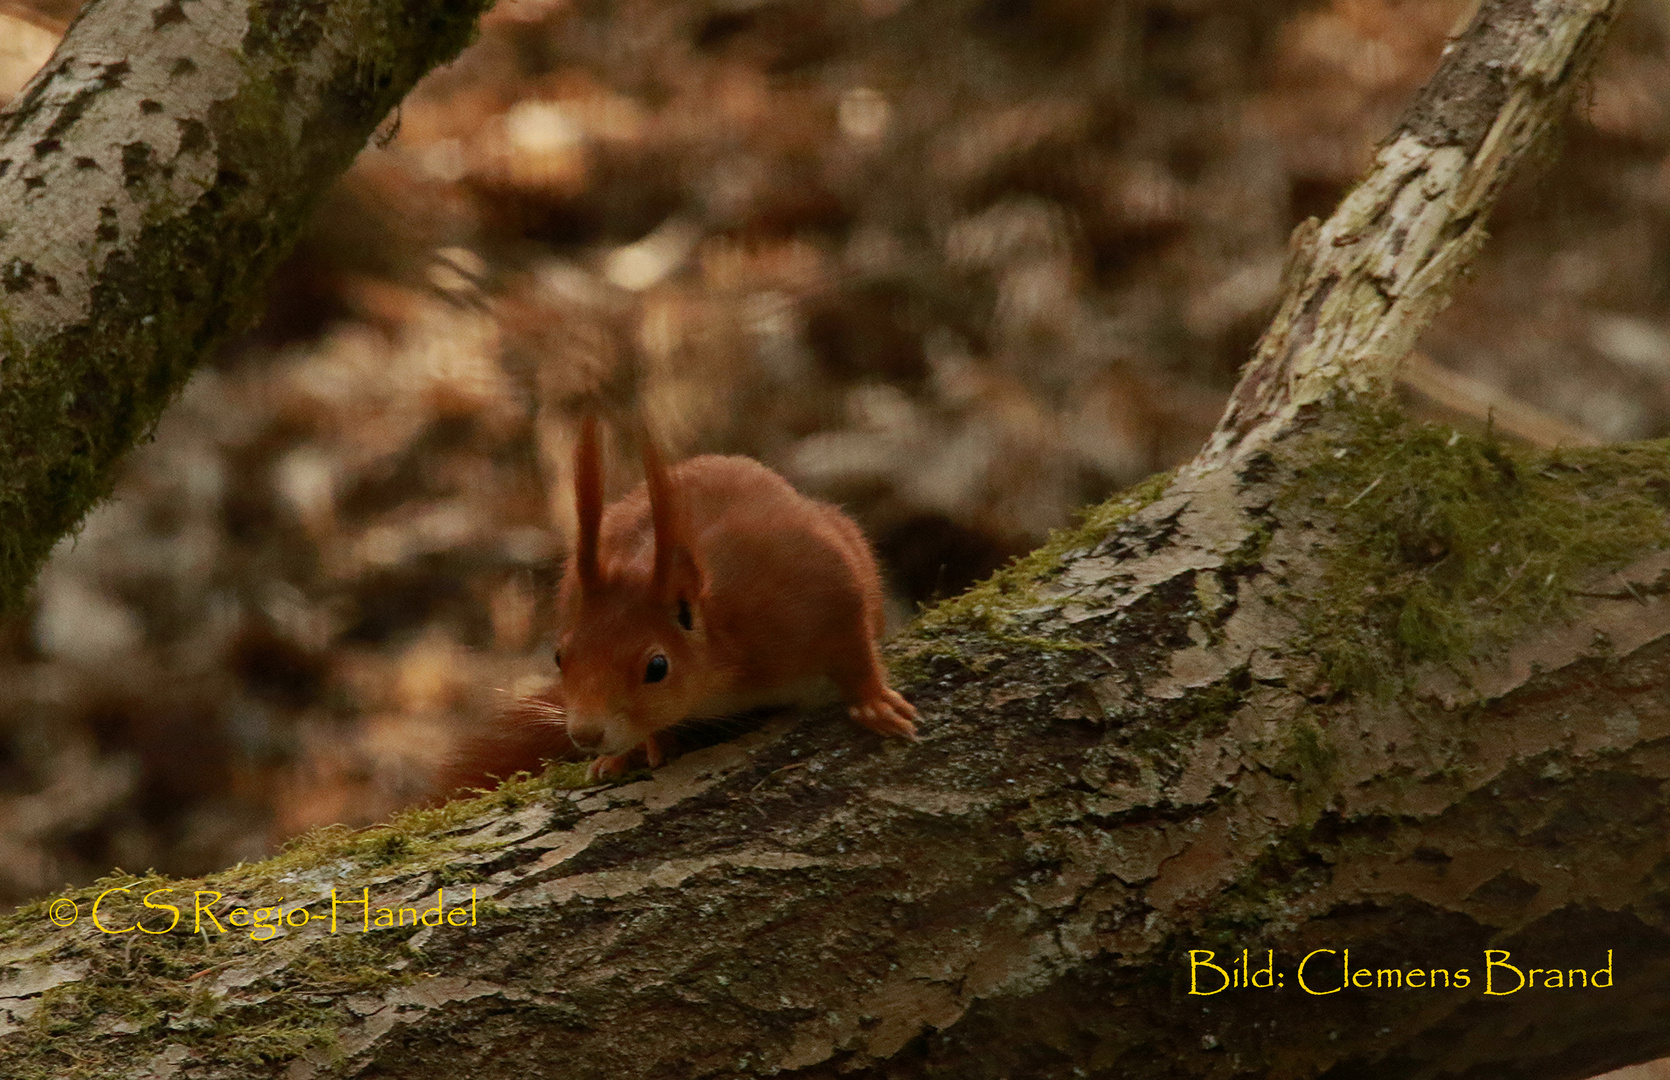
[554,417,718,757]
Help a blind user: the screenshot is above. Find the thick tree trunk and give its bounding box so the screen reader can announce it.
[3,2,1667,1080]
[0,0,490,613]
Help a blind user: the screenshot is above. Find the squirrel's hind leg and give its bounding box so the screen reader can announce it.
[832,639,919,741]
[849,687,920,741]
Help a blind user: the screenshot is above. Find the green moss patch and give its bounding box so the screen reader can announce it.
[887,470,1176,687]
[5,928,406,1079]
[0,761,594,1079]
[1278,406,1670,697]
[255,762,591,878]
[911,469,1177,640]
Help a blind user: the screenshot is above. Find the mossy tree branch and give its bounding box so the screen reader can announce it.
[0,0,492,613]
[5,3,1670,1080]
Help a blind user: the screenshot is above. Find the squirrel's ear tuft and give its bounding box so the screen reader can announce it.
[642,423,706,603]
[573,416,603,591]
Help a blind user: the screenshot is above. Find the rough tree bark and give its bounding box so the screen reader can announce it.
[0,0,492,612]
[3,1,1667,1079]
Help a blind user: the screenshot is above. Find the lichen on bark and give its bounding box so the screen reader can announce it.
[0,0,491,613]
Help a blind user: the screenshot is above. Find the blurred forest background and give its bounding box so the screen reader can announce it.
[2,0,1670,919]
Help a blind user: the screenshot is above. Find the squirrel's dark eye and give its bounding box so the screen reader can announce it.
[645,654,669,683]
[677,599,693,631]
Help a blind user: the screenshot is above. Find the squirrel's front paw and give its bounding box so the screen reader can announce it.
[586,753,636,782]
[584,734,668,782]
[850,689,919,741]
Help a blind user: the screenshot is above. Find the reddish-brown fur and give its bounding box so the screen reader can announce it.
[440,417,917,792]
[433,688,575,797]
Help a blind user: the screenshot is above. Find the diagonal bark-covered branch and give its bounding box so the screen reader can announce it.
[1199,0,1622,470]
[0,0,492,613]
[3,3,1667,1080]
[11,431,1670,1080]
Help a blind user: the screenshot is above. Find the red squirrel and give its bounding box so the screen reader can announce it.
[441,417,918,791]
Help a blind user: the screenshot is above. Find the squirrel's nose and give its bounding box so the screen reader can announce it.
[567,723,603,750]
